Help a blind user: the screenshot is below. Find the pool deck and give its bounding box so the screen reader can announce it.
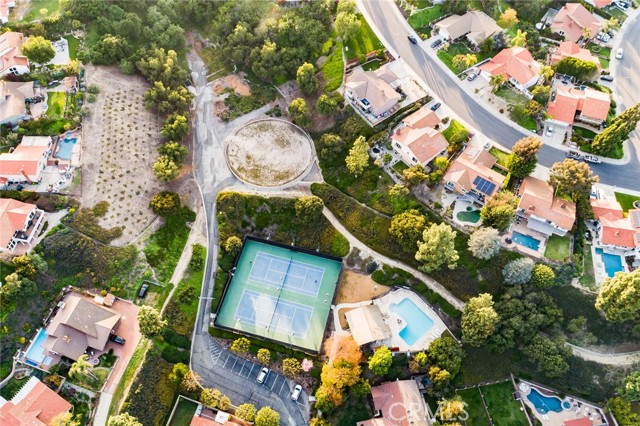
[503,223,548,259]
[452,199,482,228]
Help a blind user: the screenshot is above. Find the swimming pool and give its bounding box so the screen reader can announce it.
[526,388,565,414]
[595,248,624,277]
[512,231,541,251]
[389,298,434,346]
[55,137,77,160]
[24,328,53,367]
[456,209,481,223]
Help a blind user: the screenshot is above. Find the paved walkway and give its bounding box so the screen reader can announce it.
[566,343,640,366]
[93,393,112,426]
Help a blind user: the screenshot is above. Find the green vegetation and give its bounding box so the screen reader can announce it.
[200,46,233,80]
[329,396,370,426]
[482,382,529,426]
[321,40,344,92]
[65,202,122,244]
[407,5,445,36]
[437,43,495,74]
[0,376,28,400]
[64,36,80,60]
[615,192,640,213]
[144,208,194,283]
[544,235,571,261]
[573,126,598,140]
[109,341,149,417]
[24,0,61,21]
[457,387,490,426]
[579,246,596,288]
[68,367,110,392]
[489,146,510,168]
[168,398,197,426]
[344,14,384,61]
[47,92,66,119]
[209,327,309,360]
[221,73,276,121]
[442,119,467,142]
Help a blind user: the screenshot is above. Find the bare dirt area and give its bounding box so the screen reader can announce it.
[81,65,164,245]
[225,119,313,187]
[212,74,251,96]
[335,270,389,304]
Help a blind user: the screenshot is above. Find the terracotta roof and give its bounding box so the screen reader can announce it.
[0,198,35,249]
[0,144,48,179]
[478,47,541,86]
[402,106,440,128]
[564,418,593,426]
[365,381,429,426]
[630,209,640,228]
[600,213,639,248]
[434,10,502,44]
[392,126,448,164]
[590,197,623,219]
[0,378,72,426]
[578,88,610,121]
[547,86,580,124]
[518,176,576,230]
[190,410,245,426]
[444,144,504,196]
[550,42,601,70]
[547,86,610,124]
[0,32,28,73]
[346,66,401,114]
[591,0,613,7]
[551,3,603,42]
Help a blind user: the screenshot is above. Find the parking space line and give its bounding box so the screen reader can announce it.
[222,354,230,368]
[270,375,279,391]
[248,363,256,378]
[278,379,286,395]
[239,359,247,375]
[231,357,238,370]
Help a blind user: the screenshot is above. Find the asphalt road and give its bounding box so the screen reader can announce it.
[360,0,640,191]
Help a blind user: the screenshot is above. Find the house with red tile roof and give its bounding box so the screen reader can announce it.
[434,10,502,46]
[0,136,51,183]
[189,404,247,426]
[590,197,640,250]
[443,142,505,205]
[0,0,15,24]
[478,47,541,93]
[357,380,430,426]
[564,418,594,426]
[0,377,71,426]
[547,86,610,126]
[550,41,601,71]
[0,32,29,77]
[0,198,45,252]
[391,106,447,167]
[346,65,401,119]
[550,3,603,42]
[585,0,613,8]
[517,176,576,237]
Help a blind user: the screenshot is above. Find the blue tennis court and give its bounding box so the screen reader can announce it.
[248,251,324,297]
[234,289,313,338]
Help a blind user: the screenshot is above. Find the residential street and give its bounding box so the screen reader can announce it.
[358,0,640,192]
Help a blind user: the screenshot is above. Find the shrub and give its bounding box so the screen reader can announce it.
[188,244,205,271]
[161,346,190,364]
[502,257,535,285]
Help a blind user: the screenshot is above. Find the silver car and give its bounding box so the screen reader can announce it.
[584,155,601,164]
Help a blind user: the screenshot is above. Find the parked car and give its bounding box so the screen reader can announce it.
[138,283,149,298]
[616,1,629,9]
[257,367,269,384]
[430,39,443,49]
[467,72,478,81]
[600,75,614,82]
[584,155,601,164]
[616,48,623,59]
[291,384,302,401]
[407,34,418,44]
[546,125,554,136]
[430,102,441,111]
[566,150,582,160]
[109,334,126,345]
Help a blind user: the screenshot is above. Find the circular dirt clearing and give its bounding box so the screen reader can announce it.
[225,119,313,187]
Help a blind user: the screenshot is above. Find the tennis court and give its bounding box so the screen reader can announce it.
[214,237,343,353]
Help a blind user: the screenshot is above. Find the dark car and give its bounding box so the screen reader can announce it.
[600,75,614,82]
[566,150,582,160]
[430,102,441,111]
[407,35,418,44]
[109,334,126,345]
[138,283,149,298]
[430,39,443,49]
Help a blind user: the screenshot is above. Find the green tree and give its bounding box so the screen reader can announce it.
[428,336,464,376]
[388,183,410,212]
[158,142,188,165]
[235,404,257,422]
[317,93,340,115]
[257,348,271,366]
[136,48,189,88]
[335,11,361,42]
[282,358,302,378]
[64,59,81,76]
[480,191,517,231]
[250,40,285,81]
[107,413,143,426]
[509,29,527,47]
[489,74,506,93]
[507,136,543,178]
[524,335,569,378]
[153,155,180,181]
[12,254,37,277]
[351,378,372,398]
[497,8,519,28]
[451,54,477,72]
[607,397,640,426]
[0,273,36,303]
[150,191,180,216]
[389,209,427,253]
[531,85,551,104]
[509,104,530,124]
[368,346,393,376]
[448,129,470,152]
[295,196,324,224]
[622,371,640,401]
[22,36,55,63]
[288,98,310,126]
[428,366,451,395]
[231,337,251,354]
[345,136,369,177]
[69,354,97,381]
[415,223,459,273]
[51,413,80,426]
[224,236,243,256]
[604,17,620,31]
[144,81,193,114]
[555,57,598,81]
[596,269,640,322]
[137,305,167,338]
[255,407,280,426]
[434,156,449,171]
[201,388,224,408]
[502,257,535,285]
[403,164,429,187]
[531,264,556,288]
[468,227,501,260]
[549,159,599,202]
[462,294,499,346]
[168,363,189,383]
[160,114,189,140]
[592,103,640,156]
[319,133,345,159]
[296,62,319,95]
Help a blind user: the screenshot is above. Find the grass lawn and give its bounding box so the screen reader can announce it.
[579,245,596,289]
[68,367,110,392]
[481,382,529,426]
[457,387,491,426]
[392,161,409,173]
[496,86,529,106]
[321,40,344,92]
[407,4,445,35]
[23,0,61,21]
[573,126,597,140]
[599,57,610,69]
[168,397,197,426]
[345,14,384,61]
[607,6,627,19]
[108,340,149,417]
[46,92,66,119]
[64,36,80,60]
[362,60,381,71]
[442,119,467,141]
[615,192,640,212]
[489,146,510,167]
[138,281,174,310]
[544,234,571,261]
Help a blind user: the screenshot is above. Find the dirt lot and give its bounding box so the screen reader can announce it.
[81,65,164,245]
[212,74,251,96]
[335,270,389,304]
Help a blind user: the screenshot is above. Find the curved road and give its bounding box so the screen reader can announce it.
[359,0,640,191]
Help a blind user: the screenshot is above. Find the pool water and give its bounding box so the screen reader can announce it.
[595,248,624,277]
[512,231,541,251]
[55,137,77,160]
[526,388,564,414]
[24,328,52,367]
[456,209,481,223]
[389,298,434,346]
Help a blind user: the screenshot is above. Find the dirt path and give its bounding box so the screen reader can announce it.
[566,343,640,366]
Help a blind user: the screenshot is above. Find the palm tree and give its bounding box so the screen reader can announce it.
[69,354,97,381]
[489,74,506,93]
[510,29,527,47]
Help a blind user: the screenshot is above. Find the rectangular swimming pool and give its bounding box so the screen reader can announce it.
[24,328,53,367]
[595,248,624,277]
[55,137,77,160]
[512,231,541,251]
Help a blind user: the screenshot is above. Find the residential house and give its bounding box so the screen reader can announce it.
[391,106,447,167]
[357,380,430,426]
[0,32,29,77]
[0,198,45,252]
[550,41,601,71]
[590,197,640,250]
[478,47,541,92]
[0,136,52,183]
[0,80,34,125]
[443,142,505,205]
[434,10,502,46]
[0,377,72,426]
[550,3,603,42]
[190,405,246,426]
[43,293,121,361]
[517,176,576,237]
[584,0,613,9]
[0,0,15,24]
[345,65,402,119]
[547,86,610,126]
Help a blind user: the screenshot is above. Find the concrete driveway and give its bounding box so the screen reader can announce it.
[102,299,141,395]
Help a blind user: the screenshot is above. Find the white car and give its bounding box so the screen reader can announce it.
[584,155,601,164]
[291,384,302,401]
[546,125,554,136]
[616,48,623,59]
[257,367,269,384]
